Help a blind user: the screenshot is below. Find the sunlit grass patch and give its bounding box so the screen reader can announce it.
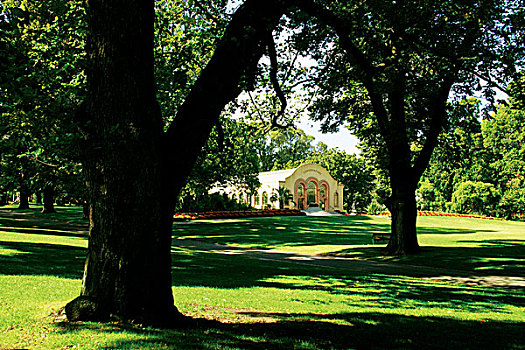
[1,210,524,349]
[174,214,525,276]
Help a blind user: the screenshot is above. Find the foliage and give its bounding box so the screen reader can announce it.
[0,0,86,206]
[306,144,375,213]
[154,0,229,127]
[419,75,525,219]
[254,128,315,171]
[451,181,500,215]
[482,72,525,218]
[276,186,292,209]
[303,0,523,164]
[177,192,251,213]
[177,118,260,212]
[417,98,488,211]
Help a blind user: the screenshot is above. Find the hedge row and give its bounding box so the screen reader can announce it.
[379,211,505,220]
[174,209,306,220]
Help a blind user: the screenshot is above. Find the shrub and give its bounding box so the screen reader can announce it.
[177,192,251,213]
[451,181,500,216]
[367,199,386,215]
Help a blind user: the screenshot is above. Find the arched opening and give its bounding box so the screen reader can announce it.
[297,183,305,210]
[320,184,328,210]
[306,181,317,205]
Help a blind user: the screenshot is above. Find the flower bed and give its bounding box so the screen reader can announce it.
[379,211,505,220]
[174,209,306,221]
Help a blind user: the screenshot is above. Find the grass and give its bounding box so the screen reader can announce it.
[173,215,525,276]
[1,205,524,349]
[0,203,87,225]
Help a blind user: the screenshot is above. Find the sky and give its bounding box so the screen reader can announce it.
[296,117,361,154]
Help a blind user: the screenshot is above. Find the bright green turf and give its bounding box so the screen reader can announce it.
[1,207,524,348]
[172,215,525,275]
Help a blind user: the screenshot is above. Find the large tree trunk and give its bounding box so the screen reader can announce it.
[66,0,182,325]
[383,78,422,256]
[41,185,56,213]
[386,170,421,255]
[67,0,295,326]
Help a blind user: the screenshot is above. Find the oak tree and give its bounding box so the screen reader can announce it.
[66,0,300,325]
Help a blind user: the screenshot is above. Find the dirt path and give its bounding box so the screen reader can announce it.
[2,209,524,289]
[172,239,525,289]
[172,238,467,276]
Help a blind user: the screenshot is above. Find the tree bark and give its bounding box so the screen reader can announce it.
[35,192,42,205]
[41,185,56,213]
[82,199,89,220]
[386,169,421,255]
[68,0,297,326]
[67,0,182,325]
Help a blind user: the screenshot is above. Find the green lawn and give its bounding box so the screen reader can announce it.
[1,206,524,349]
[173,215,525,276]
[0,204,87,225]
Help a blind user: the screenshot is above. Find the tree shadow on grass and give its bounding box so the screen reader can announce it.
[0,208,88,234]
[0,240,85,278]
[173,215,504,254]
[173,216,388,247]
[173,216,488,250]
[170,248,525,308]
[53,312,525,349]
[0,225,87,238]
[1,230,522,349]
[329,241,525,277]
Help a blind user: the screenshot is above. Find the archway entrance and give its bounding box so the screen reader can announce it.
[306,181,317,205]
[319,183,328,210]
[297,183,305,210]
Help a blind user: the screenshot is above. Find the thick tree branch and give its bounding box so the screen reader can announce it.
[266,31,289,129]
[413,14,484,181]
[163,0,299,200]
[296,0,393,148]
[413,77,456,180]
[193,0,224,24]
[297,1,375,77]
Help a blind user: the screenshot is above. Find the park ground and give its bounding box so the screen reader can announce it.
[0,205,524,349]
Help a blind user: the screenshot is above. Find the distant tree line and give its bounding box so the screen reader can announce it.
[1,0,523,325]
[418,73,525,219]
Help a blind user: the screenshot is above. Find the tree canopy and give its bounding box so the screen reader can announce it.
[1,0,524,325]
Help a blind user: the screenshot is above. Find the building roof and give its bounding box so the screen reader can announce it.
[257,166,299,183]
[258,163,337,184]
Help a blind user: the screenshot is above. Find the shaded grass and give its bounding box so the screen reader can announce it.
[173,215,525,276]
[0,204,87,227]
[1,252,524,349]
[172,215,392,253]
[1,211,524,348]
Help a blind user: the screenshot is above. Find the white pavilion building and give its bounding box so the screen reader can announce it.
[252,163,344,211]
